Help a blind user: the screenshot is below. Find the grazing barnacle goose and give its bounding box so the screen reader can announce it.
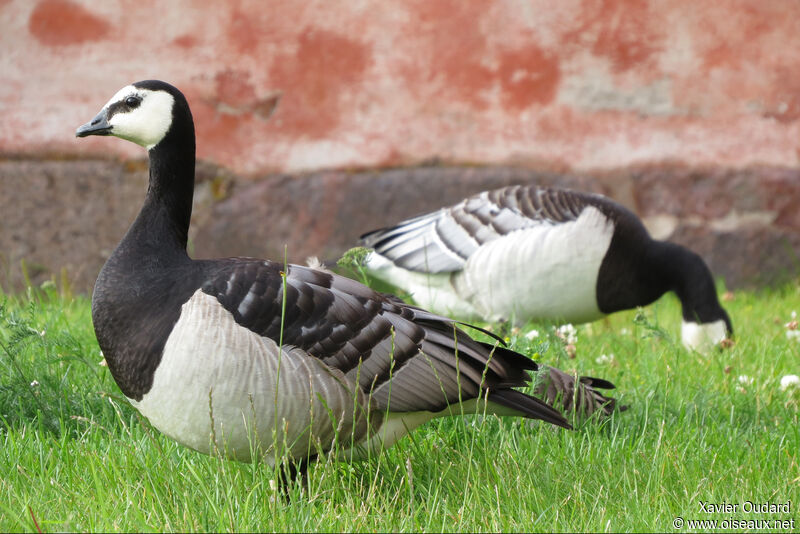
[360,185,733,354]
[75,81,619,472]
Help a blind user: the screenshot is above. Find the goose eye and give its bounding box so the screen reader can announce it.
[125,96,141,108]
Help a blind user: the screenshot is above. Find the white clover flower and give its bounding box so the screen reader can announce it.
[30,380,40,388]
[556,324,578,345]
[738,375,754,386]
[595,353,615,365]
[525,329,540,340]
[780,375,800,391]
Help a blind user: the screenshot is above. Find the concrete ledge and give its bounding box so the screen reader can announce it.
[1,157,798,293]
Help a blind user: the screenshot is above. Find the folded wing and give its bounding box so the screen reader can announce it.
[200,259,570,427]
[360,185,595,273]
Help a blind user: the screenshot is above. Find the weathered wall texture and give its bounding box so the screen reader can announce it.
[1,0,799,292]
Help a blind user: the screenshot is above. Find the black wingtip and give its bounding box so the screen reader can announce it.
[477,341,538,375]
[578,376,617,390]
[488,389,572,430]
[359,224,398,246]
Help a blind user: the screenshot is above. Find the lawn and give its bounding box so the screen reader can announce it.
[1,280,798,532]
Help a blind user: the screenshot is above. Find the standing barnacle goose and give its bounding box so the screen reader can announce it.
[360,185,733,354]
[75,81,619,471]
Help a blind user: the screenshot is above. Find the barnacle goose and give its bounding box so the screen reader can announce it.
[75,81,619,471]
[360,185,733,353]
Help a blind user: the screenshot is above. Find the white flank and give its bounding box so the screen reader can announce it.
[681,319,728,354]
[106,86,175,149]
[455,206,614,324]
[130,290,374,464]
[366,206,614,323]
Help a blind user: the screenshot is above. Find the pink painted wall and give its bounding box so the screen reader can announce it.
[2,0,799,175]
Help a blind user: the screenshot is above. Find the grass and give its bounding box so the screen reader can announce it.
[1,280,799,532]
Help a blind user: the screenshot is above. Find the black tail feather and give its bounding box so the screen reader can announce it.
[488,389,572,430]
[534,366,626,417]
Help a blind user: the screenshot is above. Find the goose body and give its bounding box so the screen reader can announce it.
[76,81,618,467]
[360,186,733,353]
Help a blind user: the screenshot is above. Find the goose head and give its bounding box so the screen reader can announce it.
[75,80,189,150]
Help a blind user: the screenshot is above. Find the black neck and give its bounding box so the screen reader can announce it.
[117,118,196,265]
[649,241,730,328]
[91,107,199,400]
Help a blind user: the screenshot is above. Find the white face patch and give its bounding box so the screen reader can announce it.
[104,85,175,149]
[681,319,729,354]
